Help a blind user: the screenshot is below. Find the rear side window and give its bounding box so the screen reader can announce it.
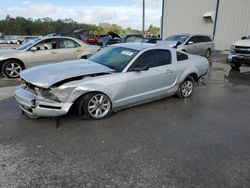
[177,52,188,61]
[187,36,201,44]
[129,49,171,70]
[199,36,212,42]
[59,39,79,48]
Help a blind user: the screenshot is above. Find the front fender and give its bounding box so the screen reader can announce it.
[63,83,116,104]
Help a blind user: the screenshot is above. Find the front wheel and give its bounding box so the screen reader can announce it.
[177,76,195,98]
[77,92,112,119]
[230,61,240,70]
[1,60,23,78]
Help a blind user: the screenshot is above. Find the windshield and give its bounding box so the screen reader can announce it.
[165,35,189,43]
[16,38,41,50]
[89,46,139,72]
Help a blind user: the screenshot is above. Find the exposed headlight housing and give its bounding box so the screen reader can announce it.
[49,87,76,102]
[38,88,59,101]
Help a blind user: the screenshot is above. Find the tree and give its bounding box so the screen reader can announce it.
[0,16,140,35]
[147,25,160,35]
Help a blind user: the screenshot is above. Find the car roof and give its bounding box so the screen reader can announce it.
[111,43,155,51]
[168,33,212,37]
[42,36,78,40]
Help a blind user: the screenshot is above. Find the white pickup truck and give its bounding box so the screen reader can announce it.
[228,35,250,69]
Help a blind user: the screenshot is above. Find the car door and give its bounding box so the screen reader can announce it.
[24,38,60,67]
[123,49,177,105]
[197,36,208,55]
[55,38,77,61]
[184,36,203,55]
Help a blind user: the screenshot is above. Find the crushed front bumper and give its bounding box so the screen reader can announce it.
[15,86,73,118]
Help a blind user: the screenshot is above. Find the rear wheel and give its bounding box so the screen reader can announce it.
[177,76,194,98]
[1,60,23,78]
[77,92,112,119]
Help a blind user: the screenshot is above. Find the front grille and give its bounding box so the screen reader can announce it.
[235,46,249,49]
[235,50,250,54]
[234,46,250,55]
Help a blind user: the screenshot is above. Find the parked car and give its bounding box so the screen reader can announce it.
[15,43,209,119]
[104,32,144,46]
[47,29,98,45]
[120,34,144,43]
[227,35,250,69]
[82,34,99,45]
[162,34,214,58]
[105,31,122,46]
[0,36,100,78]
[143,35,161,44]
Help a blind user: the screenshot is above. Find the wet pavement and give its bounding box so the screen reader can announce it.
[0,61,250,187]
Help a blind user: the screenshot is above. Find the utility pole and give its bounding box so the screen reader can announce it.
[142,0,145,35]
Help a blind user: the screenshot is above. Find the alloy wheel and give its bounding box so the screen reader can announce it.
[181,80,193,97]
[5,62,22,78]
[87,94,111,118]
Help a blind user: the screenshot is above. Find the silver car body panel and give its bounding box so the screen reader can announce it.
[15,43,209,118]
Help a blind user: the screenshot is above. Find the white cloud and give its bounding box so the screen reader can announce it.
[0,1,162,30]
[28,3,56,15]
[21,1,30,5]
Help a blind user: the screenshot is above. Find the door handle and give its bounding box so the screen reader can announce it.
[51,51,57,54]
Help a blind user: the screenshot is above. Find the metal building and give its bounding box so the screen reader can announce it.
[161,0,250,50]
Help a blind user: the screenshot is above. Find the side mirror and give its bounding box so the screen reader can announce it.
[131,66,149,72]
[30,46,37,51]
[241,36,247,40]
[188,41,194,45]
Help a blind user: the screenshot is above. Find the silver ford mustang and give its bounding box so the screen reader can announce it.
[15,43,209,119]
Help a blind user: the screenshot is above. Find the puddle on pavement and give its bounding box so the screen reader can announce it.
[208,62,250,87]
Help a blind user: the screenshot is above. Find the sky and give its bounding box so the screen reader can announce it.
[0,0,162,30]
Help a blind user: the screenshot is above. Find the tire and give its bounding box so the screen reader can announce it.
[77,92,112,119]
[1,60,23,78]
[177,76,195,98]
[205,49,211,59]
[230,61,241,70]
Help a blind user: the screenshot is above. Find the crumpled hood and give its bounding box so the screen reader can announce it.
[20,59,114,88]
[0,48,19,57]
[233,39,250,47]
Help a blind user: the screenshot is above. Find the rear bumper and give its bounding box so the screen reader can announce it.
[15,86,73,118]
[227,52,250,64]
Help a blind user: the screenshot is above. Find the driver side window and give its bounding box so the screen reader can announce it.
[34,39,57,50]
[128,49,171,71]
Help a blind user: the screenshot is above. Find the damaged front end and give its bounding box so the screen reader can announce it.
[15,80,75,118]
